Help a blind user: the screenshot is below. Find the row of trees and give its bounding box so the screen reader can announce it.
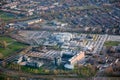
[0,41,7,59]
[6,62,98,77]
[7,63,74,75]
[74,64,97,77]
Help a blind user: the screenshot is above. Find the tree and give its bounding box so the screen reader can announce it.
[74,64,97,77]
[0,53,3,59]
[2,41,7,49]
[53,70,58,75]
[34,69,39,74]
[105,66,113,75]
[2,61,6,67]
[44,69,50,74]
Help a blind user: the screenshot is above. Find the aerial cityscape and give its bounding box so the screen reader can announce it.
[0,0,120,80]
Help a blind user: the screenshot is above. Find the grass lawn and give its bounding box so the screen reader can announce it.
[0,11,15,22]
[0,36,28,58]
[104,41,120,47]
[21,66,44,74]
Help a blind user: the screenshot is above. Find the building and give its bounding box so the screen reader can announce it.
[17,55,30,63]
[26,61,43,68]
[2,2,19,9]
[64,51,85,69]
[68,51,85,65]
[64,64,74,70]
[54,57,62,66]
[53,32,73,43]
[27,19,43,25]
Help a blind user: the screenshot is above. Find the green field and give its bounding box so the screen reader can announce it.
[104,41,120,47]
[0,11,15,21]
[0,36,28,58]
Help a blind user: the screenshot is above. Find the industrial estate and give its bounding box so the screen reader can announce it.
[0,0,120,80]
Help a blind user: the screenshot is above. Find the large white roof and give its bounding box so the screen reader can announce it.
[64,64,74,69]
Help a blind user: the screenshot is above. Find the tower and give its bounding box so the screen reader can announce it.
[54,57,61,66]
[54,52,62,66]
